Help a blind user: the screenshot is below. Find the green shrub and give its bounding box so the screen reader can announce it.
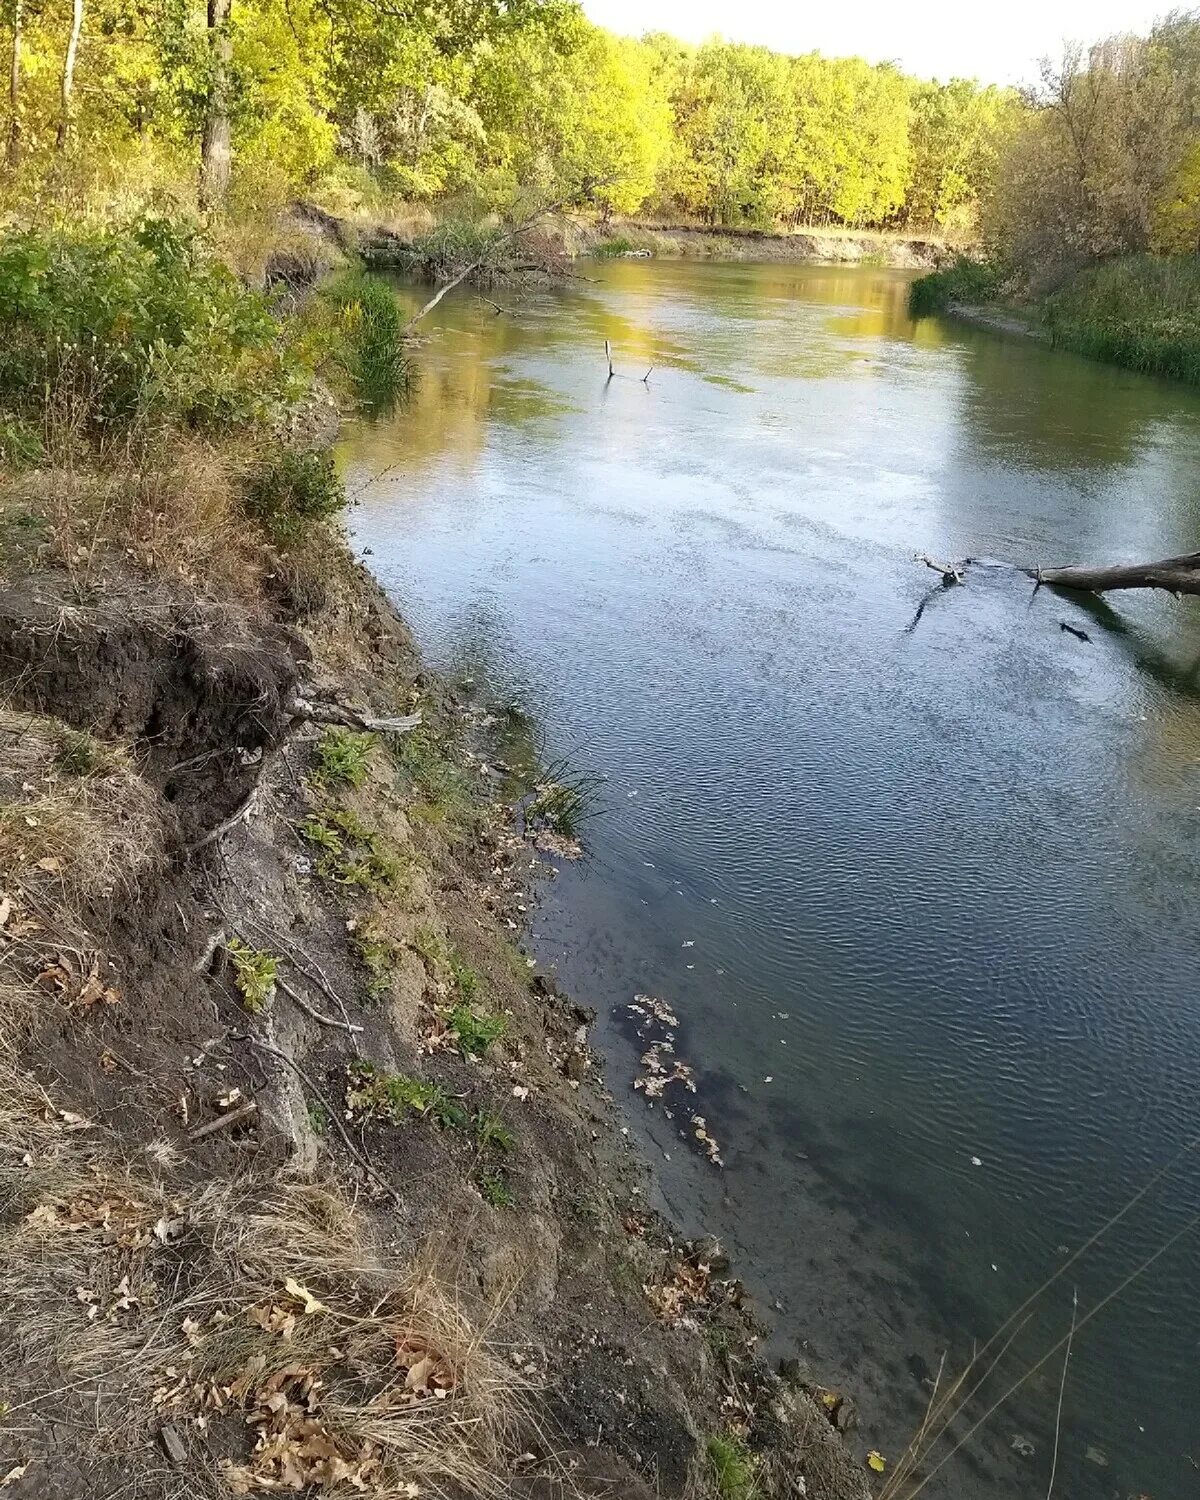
[0,216,300,444]
[909,256,1004,316]
[595,235,635,258]
[245,448,346,546]
[1040,254,1200,384]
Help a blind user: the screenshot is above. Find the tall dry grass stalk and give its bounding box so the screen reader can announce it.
[881,1137,1200,1499]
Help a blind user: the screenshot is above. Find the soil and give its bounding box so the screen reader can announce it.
[0,545,875,1500]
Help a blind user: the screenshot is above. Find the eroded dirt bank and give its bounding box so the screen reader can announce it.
[0,543,874,1499]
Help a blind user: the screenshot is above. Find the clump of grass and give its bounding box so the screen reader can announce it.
[1040,253,1200,384]
[706,1433,759,1500]
[472,1110,513,1152]
[448,950,481,1004]
[0,710,163,906]
[392,721,473,827]
[476,1167,514,1208]
[909,256,1004,316]
[52,728,108,777]
[311,726,376,788]
[226,938,278,1013]
[301,807,408,894]
[345,1060,467,1129]
[448,1004,505,1060]
[594,234,636,257]
[412,924,448,971]
[325,270,409,413]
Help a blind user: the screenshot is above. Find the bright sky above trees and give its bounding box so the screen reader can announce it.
[582,0,1168,84]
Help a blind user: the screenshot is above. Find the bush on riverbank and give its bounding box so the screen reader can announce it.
[1040,254,1200,384]
[908,256,1005,315]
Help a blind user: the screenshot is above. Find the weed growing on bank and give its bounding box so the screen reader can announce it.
[706,1432,759,1499]
[1041,254,1200,384]
[909,256,1004,315]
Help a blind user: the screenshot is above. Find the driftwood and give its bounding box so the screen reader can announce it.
[291,697,422,734]
[1035,551,1200,597]
[188,1100,258,1141]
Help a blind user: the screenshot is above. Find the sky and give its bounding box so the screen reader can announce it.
[581,0,1170,85]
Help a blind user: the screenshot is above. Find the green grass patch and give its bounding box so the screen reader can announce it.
[324,270,410,413]
[472,1109,514,1152]
[706,1433,759,1500]
[311,727,376,789]
[391,720,474,826]
[909,256,1004,316]
[226,938,278,1013]
[353,933,403,1002]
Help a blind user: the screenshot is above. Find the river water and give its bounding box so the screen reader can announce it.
[341,260,1200,1499]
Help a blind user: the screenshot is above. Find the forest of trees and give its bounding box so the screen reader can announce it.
[0,0,1019,233]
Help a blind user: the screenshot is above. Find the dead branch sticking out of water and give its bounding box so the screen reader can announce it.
[915,552,966,584]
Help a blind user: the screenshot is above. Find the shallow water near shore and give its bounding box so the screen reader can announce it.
[341,259,1200,1499]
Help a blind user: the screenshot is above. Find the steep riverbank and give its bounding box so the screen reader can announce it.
[0,512,874,1497]
[579,221,950,268]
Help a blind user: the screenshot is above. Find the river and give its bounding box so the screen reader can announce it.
[340,259,1200,1499]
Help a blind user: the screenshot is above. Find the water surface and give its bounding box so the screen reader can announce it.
[342,260,1200,1499]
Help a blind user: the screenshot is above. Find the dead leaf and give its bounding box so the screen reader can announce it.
[34,856,62,874]
[0,1464,29,1487]
[283,1278,327,1315]
[0,894,11,928]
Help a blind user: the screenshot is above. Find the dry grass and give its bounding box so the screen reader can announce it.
[1,437,265,599]
[0,709,165,909]
[0,1125,530,1498]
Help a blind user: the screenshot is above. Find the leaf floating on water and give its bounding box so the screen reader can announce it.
[867,1451,887,1473]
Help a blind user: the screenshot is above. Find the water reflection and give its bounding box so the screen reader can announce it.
[343,260,1200,1500]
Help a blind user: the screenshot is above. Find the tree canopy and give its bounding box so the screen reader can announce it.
[1,0,1021,232]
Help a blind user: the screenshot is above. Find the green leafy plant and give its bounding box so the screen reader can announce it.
[345,1061,467,1128]
[354,934,402,1002]
[226,938,279,1013]
[301,808,407,894]
[448,1004,505,1059]
[477,1167,514,1208]
[311,727,376,788]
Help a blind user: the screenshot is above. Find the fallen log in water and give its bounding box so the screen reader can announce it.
[1034,551,1200,596]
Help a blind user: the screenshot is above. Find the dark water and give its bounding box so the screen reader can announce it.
[341,261,1200,1498]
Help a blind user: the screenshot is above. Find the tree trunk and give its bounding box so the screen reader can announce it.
[54,0,83,151]
[199,0,232,208]
[1035,551,1200,596]
[7,0,22,168]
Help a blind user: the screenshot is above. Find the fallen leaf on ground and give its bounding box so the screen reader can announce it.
[867,1451,886,1473]
[0,1465,28,1487]
[283,1277,327,1315]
